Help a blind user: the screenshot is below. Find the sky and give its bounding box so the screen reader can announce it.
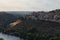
[0,0,60,11]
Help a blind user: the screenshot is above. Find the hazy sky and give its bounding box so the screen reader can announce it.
[0,0,60,11]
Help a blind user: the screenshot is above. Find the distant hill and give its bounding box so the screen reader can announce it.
[0,12,17,27]
[6,11,32,16]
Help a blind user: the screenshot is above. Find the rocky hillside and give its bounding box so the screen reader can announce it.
[22,9,60,22]
[0,9,60,40]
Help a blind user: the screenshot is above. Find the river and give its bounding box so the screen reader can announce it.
[0,33,22,40]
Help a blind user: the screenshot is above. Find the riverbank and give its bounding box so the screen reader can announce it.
[0,33,21,40]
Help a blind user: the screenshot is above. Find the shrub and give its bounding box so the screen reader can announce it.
[0,38,4,40]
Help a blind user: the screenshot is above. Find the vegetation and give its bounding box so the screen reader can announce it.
[3,17,60,40]
[0,10,60,40]
[0,38,4,40]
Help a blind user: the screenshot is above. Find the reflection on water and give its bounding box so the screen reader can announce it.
[0,33,20,40]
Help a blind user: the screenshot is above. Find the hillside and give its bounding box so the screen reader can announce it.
[0,9,60,40]
[0,12,18,31]
[22,9,60,22]
[3,17,60,40]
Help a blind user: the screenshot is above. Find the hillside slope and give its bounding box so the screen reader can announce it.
[3,19,60,40]
[0,12,18,31]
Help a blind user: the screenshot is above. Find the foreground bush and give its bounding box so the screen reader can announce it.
[0,38,4,40]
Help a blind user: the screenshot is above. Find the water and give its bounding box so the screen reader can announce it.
[0,33,21,40]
